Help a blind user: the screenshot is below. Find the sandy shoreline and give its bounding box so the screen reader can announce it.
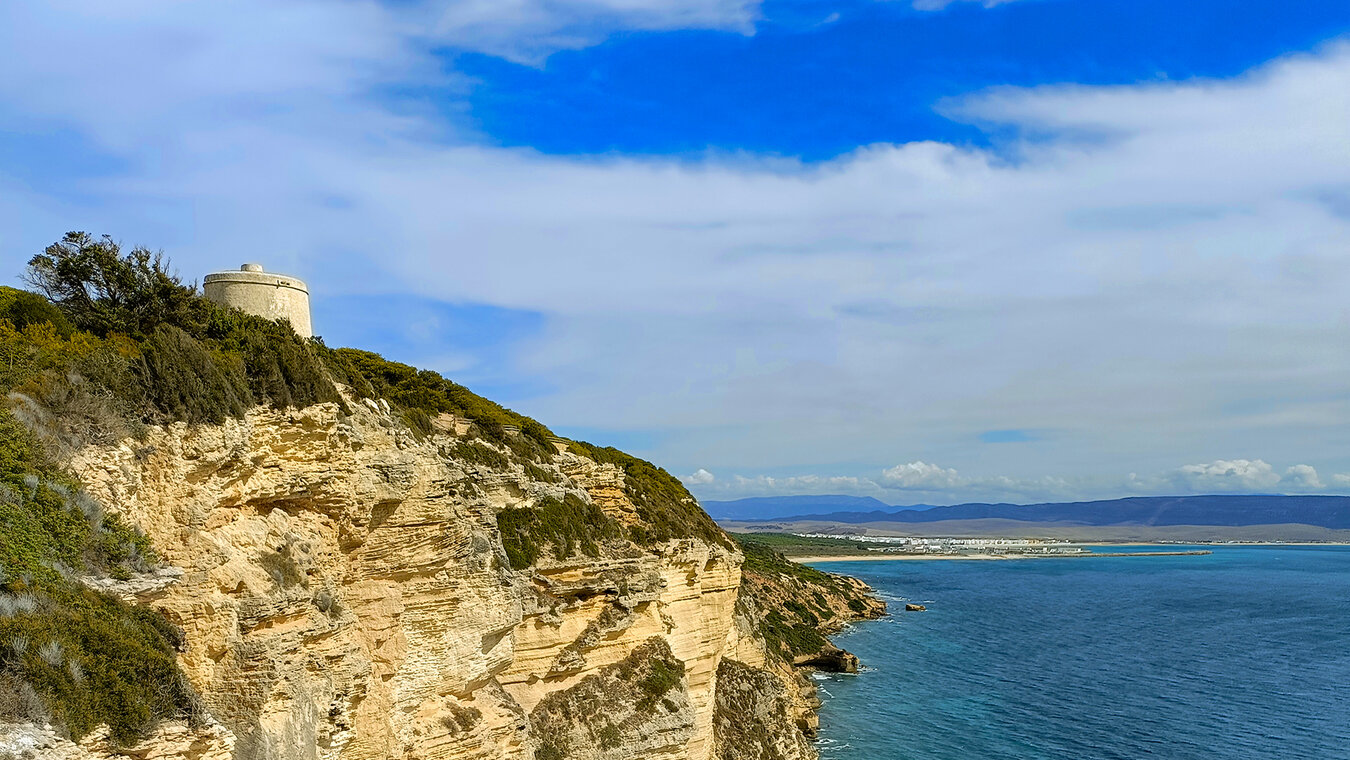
[794,553,1012,562]
[790,541,1350,564]
[796,549,1215,563]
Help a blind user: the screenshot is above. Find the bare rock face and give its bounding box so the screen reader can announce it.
[711,660,814,760]
[531,638,694,760]
[0,720,234,760]
[54,401,811,760]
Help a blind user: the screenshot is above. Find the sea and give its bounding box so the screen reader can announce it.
[808,546,1350,760]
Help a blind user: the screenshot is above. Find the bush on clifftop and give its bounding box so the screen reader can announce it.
[10,234,339,430]
[322,347,557,454]
[567,441,730,550]
[0,287,73,337]
[25,232,202,340]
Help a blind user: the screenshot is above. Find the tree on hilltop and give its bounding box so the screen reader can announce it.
[24,231,199,338]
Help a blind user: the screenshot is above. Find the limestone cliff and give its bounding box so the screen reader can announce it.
[0,397,880,760]
[0,247,888,760]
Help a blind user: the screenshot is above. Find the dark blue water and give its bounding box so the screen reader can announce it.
[809,547,1350,759]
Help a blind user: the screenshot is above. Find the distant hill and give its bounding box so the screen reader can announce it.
[702,494,927,521]
[709,494,1350,529]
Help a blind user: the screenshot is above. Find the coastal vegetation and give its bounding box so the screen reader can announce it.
[736,535,870,592]
[497,494,624,569]
[0,409,196,744]
[453,440,514,472]
[6,232,338,438]
[531,638,688,760]
[567,441,731,549]
[493,439,732,572]
[12,232,556,453]
[323,347,556,455]
[730,532,877,558]
[2,265,200,746]
[733,535,882,661]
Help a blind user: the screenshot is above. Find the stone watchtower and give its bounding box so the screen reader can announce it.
[202,263,313,338]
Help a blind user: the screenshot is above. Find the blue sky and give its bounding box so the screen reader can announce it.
[456,0,1350,158]
[2,0,1349,504]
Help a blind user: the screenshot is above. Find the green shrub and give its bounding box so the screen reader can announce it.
[636,655,685,710]
[400,407,435,438]
[0,588,196,744]
[131,309,338,425]
[259,548,307,589]
[136,325,252,425]
[201,307,338,412]
[523,462,561,484]
[0,409,192,744]
[567,442,729,549]
[596,722,621,749]
[323,349,556,452]
[0,319,109,398]
[0,410,153,583]
[0,286,73,337]
[455,441,512,472]
[497,494,623,570]
[759,610,828,659]
[25,232,202,339]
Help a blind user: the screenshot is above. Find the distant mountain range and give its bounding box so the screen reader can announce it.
[705,494,1350,529]
[702,495,914,521]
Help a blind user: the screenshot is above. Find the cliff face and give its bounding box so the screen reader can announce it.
[0,256,882,760]
[12,398,869,760]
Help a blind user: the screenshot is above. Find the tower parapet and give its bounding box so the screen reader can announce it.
[202,263,312,338]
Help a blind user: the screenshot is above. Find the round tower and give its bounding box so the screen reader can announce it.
[202,263,313,338]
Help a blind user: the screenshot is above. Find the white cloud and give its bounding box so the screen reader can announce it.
[1165,459,1283,492]
[693,458,1078,502]
[1141,460,1327,494]
[879,461,964,490]
[1282,464,1325,490]
[422,0,760,61]
[0,7,1348,499]
[690,459,1344,503]
[0,0,756,146]
[683,468,716,485]
[912,0,1023,11]
[701,474,875,498]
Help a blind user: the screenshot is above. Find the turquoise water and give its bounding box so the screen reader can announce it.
[809,546,1350,759]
